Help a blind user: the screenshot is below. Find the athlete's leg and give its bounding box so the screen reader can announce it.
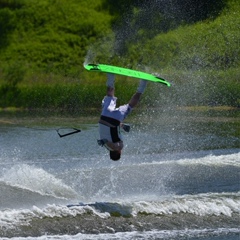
[128,92,142,108]
[106,74,115,97]
[128,80,147,108]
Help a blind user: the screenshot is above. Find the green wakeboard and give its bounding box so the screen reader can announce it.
[84,63,171,87]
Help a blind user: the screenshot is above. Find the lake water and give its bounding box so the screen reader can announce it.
[0,109,239,239]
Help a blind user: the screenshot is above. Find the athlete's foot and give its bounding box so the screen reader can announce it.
[106,73,115,88]
[137,80,147,93]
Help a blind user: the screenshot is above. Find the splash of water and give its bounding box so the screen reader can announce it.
[1,164,77,199]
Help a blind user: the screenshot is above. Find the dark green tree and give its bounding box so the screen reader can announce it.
[0,8,16,48]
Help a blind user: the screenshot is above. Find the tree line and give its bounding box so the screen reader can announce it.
[0,0,239,109]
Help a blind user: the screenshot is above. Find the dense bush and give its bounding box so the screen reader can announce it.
[0,0,113,76]
[0,0,239,110]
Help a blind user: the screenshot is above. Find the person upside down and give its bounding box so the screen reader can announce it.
[98,73,147,161]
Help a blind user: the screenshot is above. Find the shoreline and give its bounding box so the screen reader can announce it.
[0,106,239,127]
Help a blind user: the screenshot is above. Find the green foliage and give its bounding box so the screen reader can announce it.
[0,61,26,107]
[0,0,239,110]
[143,68,240,108]
[3,61,26,86]
[104,0,227,56]
[128,0,240,71]
[0,0,113,75]
[171,9,240,70]
[0,84,20,107]
[207,69,240,107]
[0,0,25,9]
[0,7,16,48]
[1,81,135,113]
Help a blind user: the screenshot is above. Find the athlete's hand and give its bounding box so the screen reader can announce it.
[122,124,130,132]
[97,139,108,146]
